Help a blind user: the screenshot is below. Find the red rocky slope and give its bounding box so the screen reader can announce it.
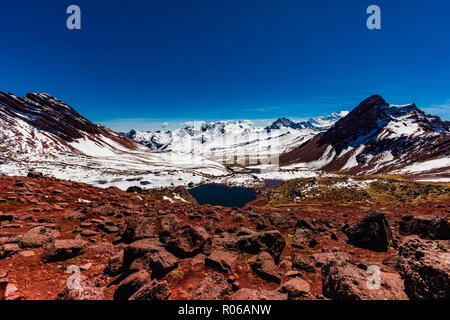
[0,174,449,300]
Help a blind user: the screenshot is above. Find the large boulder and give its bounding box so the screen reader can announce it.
[20,226,56,248]
[292,228,318,249]
[104,250,124,276]
[249,252,282,284]
[344,211,392,252]
[165,225,211,258]
[399,215,450,240]
[292,253,316,273]
[188,273,231,300]
[114,270,151,300]
[157,214,180,239]
[129,279,171,300]
[0,243,20,259]
[205,249,237,273]
[321,256,407,300]
[56,277,104,300]
[398,237,450,300]
[41,239,88,262]
[237,230,285,263]
[121,217,157,243]
[123,238,178,279]
[279,278,311,298]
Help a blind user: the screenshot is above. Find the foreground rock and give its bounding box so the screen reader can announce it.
[56,277,104,300]
[321,256,407,300]
[279,277,311,298]
[237,230,285,263]
[41,239,88,262]
[188,273,231,300]
[344,211,392,252]
[399,215,450,240]
[292,228,318,249]
[398,237,450,300]
[121,217,157,243]
[230,288,287,300]
[123,238,178,279]
[129,280,171,300]
[114,270,151,300]
[165,225,211,258]
[20,226,56,248]
[205,249,237,273]
[249,252,282,284]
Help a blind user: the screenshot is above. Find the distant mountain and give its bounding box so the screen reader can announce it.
[0,92,228,189]
[0,92,140,157]
[123,113,348,164]
[265,112,349,131]
[280,95,450,178]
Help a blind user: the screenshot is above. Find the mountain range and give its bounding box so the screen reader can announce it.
[0,91,449,188]
[123,112,348,164]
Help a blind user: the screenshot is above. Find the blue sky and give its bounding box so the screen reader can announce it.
[1,0,449,131]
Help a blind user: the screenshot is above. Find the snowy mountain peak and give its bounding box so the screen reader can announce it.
[266,112,349,132]
[281,95,450,177]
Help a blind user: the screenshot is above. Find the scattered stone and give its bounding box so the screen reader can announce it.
[126,186,143,194]
[0,243,20,258]
[19,250,35,258]
[321,256,407,300]
[0,214,15,222]
[230,288,287,300]
[165,225,211,258]
[56,277,104,300]
[279,278,311,298]
[123,238,178,279]
[114,270,151,300]
[344,211,392,252]
[205,249,237,273]
[104,250,124,276]
[249,252,282,284]
[121,217,157,243]
[41,239,88,262]
[129,279,171,300]
[188,272,230,300]
[237,230,285,263]
[292,228,318,249]
[292,253,316,273]
[20,226,56,248]
[27,171,44,179]
[399,215,450,240]
[398,237,450,300]
[80,230,98,237]
[93,204,116,217]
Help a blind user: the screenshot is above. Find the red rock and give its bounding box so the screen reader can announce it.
[188,272,230,300]
[279,278,311,298]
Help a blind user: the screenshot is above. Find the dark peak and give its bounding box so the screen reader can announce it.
[266,117,299,131]
[351,94,388,115]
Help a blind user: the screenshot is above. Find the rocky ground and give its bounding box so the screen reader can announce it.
[0,172,449,300]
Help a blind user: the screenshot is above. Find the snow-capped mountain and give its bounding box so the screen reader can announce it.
[124,113,348,165]
[266,111,348,131]
[280,95,450,179]
[0,91,228,189]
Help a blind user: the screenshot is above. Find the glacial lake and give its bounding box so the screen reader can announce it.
[188,184,257,208]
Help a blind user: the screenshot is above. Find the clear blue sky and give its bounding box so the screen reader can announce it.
[1,0,449,130]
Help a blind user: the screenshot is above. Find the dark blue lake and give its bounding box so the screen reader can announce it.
[188,184,257,208]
